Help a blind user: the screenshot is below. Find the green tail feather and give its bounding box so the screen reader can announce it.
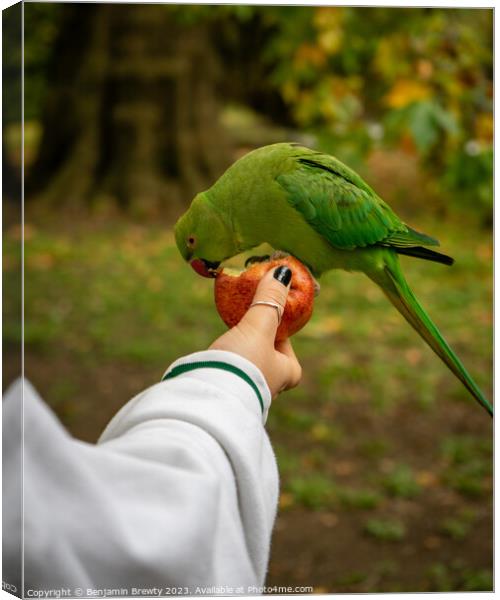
[368,254,493,417]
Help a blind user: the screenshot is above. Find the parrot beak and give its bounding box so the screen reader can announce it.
[190,258,220,278]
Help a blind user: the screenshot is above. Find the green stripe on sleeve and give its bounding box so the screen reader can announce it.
[162,361,264,414]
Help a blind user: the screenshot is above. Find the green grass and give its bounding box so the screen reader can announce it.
[8,225,223,367]
[426,563,493,592]
[441,435,492,464]
[4,211,492,592]
[440,509,476,540]
[336,571,367,586]
[338,487,382,509]
[287,474,337,510]
[382,463,421,498]
[443,460,491,498]
[461,569,493,591]
[358,438,391,460]
[439,435,492,498]
[364,518,406,542]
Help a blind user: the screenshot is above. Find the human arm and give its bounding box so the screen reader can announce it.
[14,266,301,594]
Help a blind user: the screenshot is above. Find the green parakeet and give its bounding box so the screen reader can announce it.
[175,142,492,416]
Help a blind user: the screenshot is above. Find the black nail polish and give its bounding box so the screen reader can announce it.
[274,265,292,286]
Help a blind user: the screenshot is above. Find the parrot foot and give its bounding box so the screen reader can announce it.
[312,276,321,297]
[270,250,290,261]
[245,254,270,268]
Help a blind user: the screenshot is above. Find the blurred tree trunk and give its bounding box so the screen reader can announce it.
[28,4,230,213]
[3,2,22,205]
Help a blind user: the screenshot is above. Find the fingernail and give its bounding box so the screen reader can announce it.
[273,266,292,286]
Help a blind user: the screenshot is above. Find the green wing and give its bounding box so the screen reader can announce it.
[277,152,439,251]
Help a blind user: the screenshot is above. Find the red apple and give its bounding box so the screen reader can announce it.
[214,256,315,342]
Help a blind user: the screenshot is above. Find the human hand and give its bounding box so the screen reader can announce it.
[209,266,303,398]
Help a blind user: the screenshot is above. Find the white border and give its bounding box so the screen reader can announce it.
[0,2,495,600]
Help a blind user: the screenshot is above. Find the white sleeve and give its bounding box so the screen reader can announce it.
[14,350,279,596]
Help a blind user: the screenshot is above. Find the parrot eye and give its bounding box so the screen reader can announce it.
[187,235,196,248]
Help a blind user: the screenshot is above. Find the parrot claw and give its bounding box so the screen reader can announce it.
[270,250,291,260]
[312,277,321,297]
[245,254,271,267]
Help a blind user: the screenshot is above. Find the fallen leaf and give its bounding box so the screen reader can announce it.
[279,493,294,510]
[423,536,441,549]
[385,79,431,109]
[319,513,339,528]
[333,461,356,477]
[416,470,439,487]
[405,348,423,366]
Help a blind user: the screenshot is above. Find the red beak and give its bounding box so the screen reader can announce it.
[190,259,219,278]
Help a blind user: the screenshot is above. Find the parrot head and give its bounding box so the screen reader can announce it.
[174,193,238,278]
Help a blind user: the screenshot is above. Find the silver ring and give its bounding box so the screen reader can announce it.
[249,300,283,325]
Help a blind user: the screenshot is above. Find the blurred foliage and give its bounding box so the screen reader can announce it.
[441,509,476,540]
[260,7,492,218]
[382,463,421,498]
[13,5,492,219]
[364,518,406,542]
[426,563,492,592]
[3,3,62,123]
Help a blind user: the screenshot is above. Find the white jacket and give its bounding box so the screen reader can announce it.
[3,350,279,597]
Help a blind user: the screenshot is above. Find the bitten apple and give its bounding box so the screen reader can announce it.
[214,256,315,342]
